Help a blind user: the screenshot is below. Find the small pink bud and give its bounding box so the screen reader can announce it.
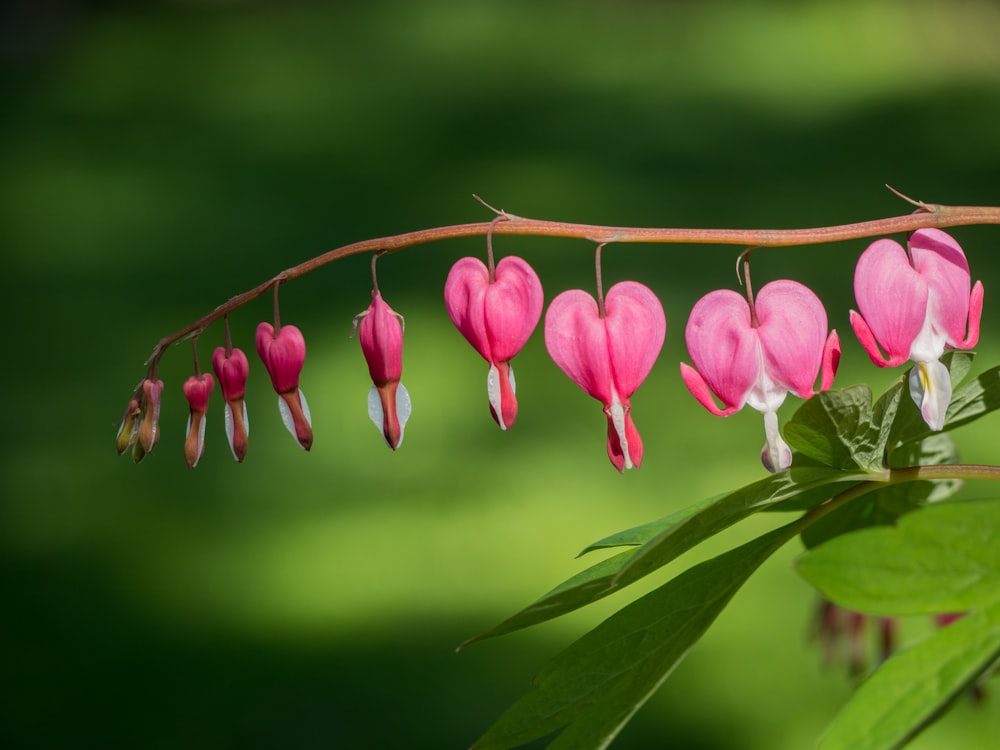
[182,373,215,468]
[256,322,313,450]
[544,281,665,472]
[136,378,164,460]
[212,346,250,462]
[444,255,543,430]
[356,290,411,450]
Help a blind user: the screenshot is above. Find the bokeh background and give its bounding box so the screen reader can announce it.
[3,0,1000,747]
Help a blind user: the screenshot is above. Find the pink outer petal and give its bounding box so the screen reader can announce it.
[853,238,928,364]
[684,288,759,411]
[486,256,544,363]
[358,291,403,386]
[820,331,841,391]
[602,281,666,398]
[957,280,984,349]
[850,310,908,367]
[444,257,491,361]
[909,229,973,347]
[679,363,741,416]
[755,280,829,398]
[544,289,613,404]
[256,323,307,394]
[183,373,216,413]
[212,347,249,401]
[443,255,543,365]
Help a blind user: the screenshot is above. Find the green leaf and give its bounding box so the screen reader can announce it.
[472,525,794,750]
[797,499,1000,617]
[463,466,855,647]
[783,385,885,471]
[800,432,961,549]
[819,603,1000,750]
[887,358,1000,456]
[611,467,859,589]
[579,493,723,554]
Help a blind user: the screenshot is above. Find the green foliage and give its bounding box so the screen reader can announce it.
[472,353,1000,749]
[798,500,1000,749]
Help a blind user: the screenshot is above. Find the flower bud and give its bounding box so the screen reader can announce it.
[212,346,250,462]
[182,373,215,468]
[256,322,312,450]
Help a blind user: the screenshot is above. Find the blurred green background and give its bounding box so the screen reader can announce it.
[3,0,1000,747]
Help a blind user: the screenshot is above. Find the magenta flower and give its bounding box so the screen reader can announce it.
[851,228,983,431]
[182,373,215,468]
[444,255,543,430]
[544,281,666,472]
[680,280,840,472]
[212,346,250,462]
[355,290,411,450]
[256,322,313,450]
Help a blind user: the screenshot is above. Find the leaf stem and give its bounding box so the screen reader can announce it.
[790,462,1000,539]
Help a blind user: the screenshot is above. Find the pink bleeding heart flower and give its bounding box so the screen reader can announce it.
[212,346,251,462]
[444,255,543,430]
[355,290,411,450]
[256,322,313,450]
[544,281,666,472]
[850,228,983,431]
[182,373,215,468]
[680,280,840,473]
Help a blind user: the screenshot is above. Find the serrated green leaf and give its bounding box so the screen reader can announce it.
[783,385,884,470]
[819,602,1000,750]
[797,499,1000,616]
[472,526,794,750]
[462,467,856,648]
[800,432,961,549]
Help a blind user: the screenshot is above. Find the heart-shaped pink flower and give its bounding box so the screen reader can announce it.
[850,228,983,431]
[680,279,840,472]
[256,322,313,450]
[544,281,666,471]
[444,255,543,430]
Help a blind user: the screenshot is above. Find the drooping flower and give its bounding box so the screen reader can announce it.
[355,290,411,449]
[182,372,215,468]
[211,346,251,462]
[115,394,143,456]
[850,228,983,431]
[136,377,165,461]
[256,322,313,450]
[680,279,840,472]
[444,255,543,430]
[544,281,666,472]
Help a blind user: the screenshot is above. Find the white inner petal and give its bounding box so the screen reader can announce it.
[224,403,237,461]
[368,384,385,437]
[396,382,412,446]
[760,409,792,473]
[608,394,633,470]
[908,360,951,431]
[908,304,947,363]
[486,364,511,430]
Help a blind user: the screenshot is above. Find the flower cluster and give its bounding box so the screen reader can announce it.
[116,228,982,473]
